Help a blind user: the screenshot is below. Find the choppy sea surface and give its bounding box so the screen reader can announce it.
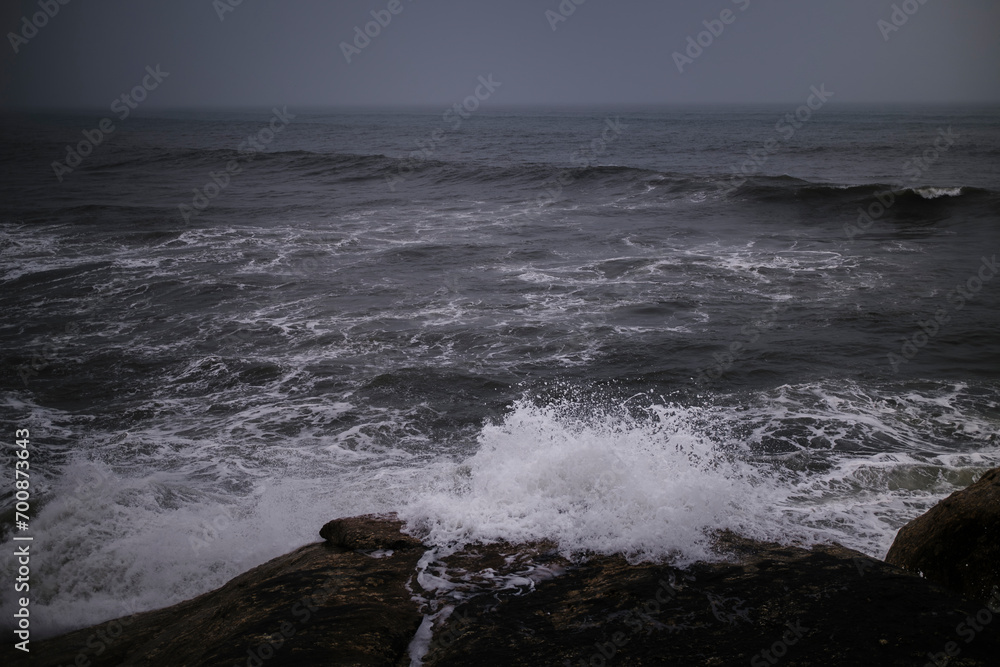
[2,106,999,637]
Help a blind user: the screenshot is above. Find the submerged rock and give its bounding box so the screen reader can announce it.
[22,515,1000,666]
[886,467,1000,605]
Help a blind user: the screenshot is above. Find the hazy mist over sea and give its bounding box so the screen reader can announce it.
[2,0,999,642]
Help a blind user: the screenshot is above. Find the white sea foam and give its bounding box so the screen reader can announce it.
[1,460,404,639]
[399,399,786,564]
[4,382,996,639]
[913,186,963,199]
[399,383,1000,563]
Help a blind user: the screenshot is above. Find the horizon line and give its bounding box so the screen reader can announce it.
[4,100,1000,115]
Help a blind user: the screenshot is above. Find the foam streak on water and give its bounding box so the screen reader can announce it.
[2,109,999,639]
[2,381,999,638]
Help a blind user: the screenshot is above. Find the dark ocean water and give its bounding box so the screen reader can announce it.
[2,106,1000,637]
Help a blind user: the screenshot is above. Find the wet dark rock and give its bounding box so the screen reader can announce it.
[22,535,424,667]
[423,536,999,667]
[23,515,1000,666]
[319,513,423,552]
[886,467,1000,604]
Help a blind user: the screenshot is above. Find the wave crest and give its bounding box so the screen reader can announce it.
[400,398,781,564]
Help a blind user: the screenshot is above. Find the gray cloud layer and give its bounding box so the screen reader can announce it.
[1,0,998,109]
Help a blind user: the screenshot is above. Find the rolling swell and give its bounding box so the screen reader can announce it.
[730,177,997,216]
[47,142,1000,213]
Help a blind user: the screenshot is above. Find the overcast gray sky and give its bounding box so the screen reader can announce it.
[1,0,998,109]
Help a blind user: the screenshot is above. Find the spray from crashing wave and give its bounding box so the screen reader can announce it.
[400,384,1000,564]
[400,396,791,564]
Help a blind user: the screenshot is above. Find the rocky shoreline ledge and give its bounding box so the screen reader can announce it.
[19,469,1000,666]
